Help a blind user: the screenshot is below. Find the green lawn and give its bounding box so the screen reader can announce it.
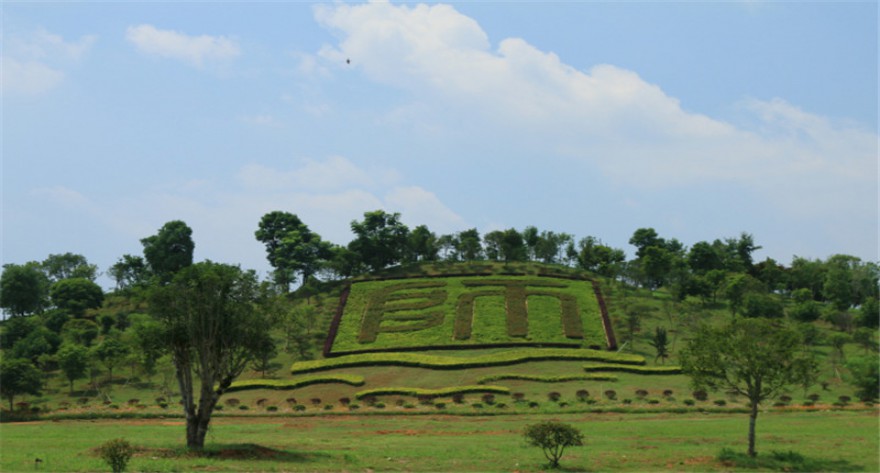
[2,411,876,472]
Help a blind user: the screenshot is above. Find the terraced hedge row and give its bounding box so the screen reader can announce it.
[476,373,618,384]
[582,363,683,375]
[292,348,645,374]
[354,385,510,400]
[227,374,366,393]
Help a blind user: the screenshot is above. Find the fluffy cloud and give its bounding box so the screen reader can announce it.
[312,1,876,231]
[126,24,240,67]
[1,28,96,95]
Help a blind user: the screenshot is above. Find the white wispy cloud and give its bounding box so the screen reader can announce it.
[125,24,240,67]
[312,1,876,230]
[1,28,96,95]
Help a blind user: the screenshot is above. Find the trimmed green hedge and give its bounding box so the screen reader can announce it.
[355,385,510,400]
[227,374,366,393]
[476,373,618,384]
[582,363,682,375]
[292,348,646,374]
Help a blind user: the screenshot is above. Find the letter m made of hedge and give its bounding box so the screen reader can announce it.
[454,279,583,340]
[358,281,447,343]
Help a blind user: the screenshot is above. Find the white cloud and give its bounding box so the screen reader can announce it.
[313,1,877,230]
[1,28,96,96]
[125,24,240,67]
[385,186,467,234]
[237,156,400,193]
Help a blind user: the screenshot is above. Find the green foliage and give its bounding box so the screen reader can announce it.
[42,253,98,282]
[0,263,50,316]
[476,373,617,384]
[648,326,670,363]
[523,421,584,468]
[292,348,644,374]
[0,358,42,411]
[255,211,333,291]
[743,292,783,318]
[98,438,134,473]
[354,385,509,400]
[56,343,89,393]
[846,356,879,401]
[141,220,194,282]
[61,318,100,346]
[93,336,129,380]
[50,278,104,317]
[227,374,365,392]
[348,210,410,273]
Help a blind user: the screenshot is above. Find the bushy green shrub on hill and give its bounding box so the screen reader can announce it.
[291,348,645,374]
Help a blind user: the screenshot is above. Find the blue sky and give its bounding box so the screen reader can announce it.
[2,1,877,288]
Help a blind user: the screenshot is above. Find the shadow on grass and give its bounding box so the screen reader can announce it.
[149,443,334,464]
[718,448,864,472]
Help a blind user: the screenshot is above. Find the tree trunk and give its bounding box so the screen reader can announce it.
[748,400,759,457]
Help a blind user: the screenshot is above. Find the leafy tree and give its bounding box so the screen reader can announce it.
[0,315,41,348]
[629,227,664,259]
[251,332,279,378]
[723,232,761,274]
[722,273,762,316]
[128,316,164,381]
[108,254,150,290]
[93,336,129,381]
[348,210,409,272]
[648,327,670,364]
[406,225,439,263]
[680,318,817,457]
[522,226,540,260]
[857,297,878,328]
[575,236,625,278]
[852,327,878,354]
[455,228,483,261]
[149,261,269,450]
[823,255,857,311]
[50,278,104,317]
[743,293,783,318]
[141,220,194,283]
[0,357,42,410]
[41,253,98,282]
[0,263,50,316]
[57,343,90,394]
[98,438,134,473]
[523,421,584,469]
[256,211,333,291]
[846,356,879,401]
[61,318,100,347]
[787,257,826,301]
[687,241,725,275]
[9,327,58,362]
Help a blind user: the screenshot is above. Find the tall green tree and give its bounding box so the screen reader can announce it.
[93,336,129,382]
[648,326,670,364]
[50,278,104,317]
[406,225,439,263]
[141,220,195,283]
[680,318,817,457]
[149,261,269,450]
[0,263,50,316]
[455,228,483,261]
[41,253,98,282]
[108,254,150,290]
[57,343,90,394]
[255,211,332,290]
[348,210,409,272]
[0,358,42,410]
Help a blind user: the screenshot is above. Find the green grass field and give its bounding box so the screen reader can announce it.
[2,411,876,472]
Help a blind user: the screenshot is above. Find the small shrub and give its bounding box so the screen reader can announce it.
[403,403,415,409]
[108,404,120,410]
[513,392,526,402]
[311,398,322,406]
[238,405,249,410]
[102,401,112,406]
[838,395,851,405]
[692,390,708,401]
[452,393,465,404]
[713,399,727,407]
[136,404,147,410]
[374,402,386,409]
[285,397,298,406]
[807,393,820,402]
[59,401,71,409]
[256,398,269,407]
[339,397,351,406]
[471,403,483,409]
[647,399,660,405]
[267,406,278,412]
[98,438,134,473]
[362,395,377,406]
[495,402,507,408]
[662,389,674,397]
[225,398,240,407]
[635,389,648,399]
[779,395,792,403]
[622,399,632,405]
[547,392,562,402]
[418,395,434,405]
[683,399,695,406]
[523,421,584,469]
[772,401,787,407]
[78,397,90,405]
[558,402,569,408]
[604,390,617,400]
[127,399,140,406]
[802,400,815,407]
[435,402,446,409]
[586,399,597,405]
[323,404,333,410]
[294,404,306,412]
[820,381,830,390]
[348,404,360,410]
[155,397,166,404]
[395,399,406,407]
[575,390,590,402]
[481,393,496,405]
[529,401,540,409]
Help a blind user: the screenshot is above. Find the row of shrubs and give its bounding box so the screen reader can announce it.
[226,374,366,393]
[477,374,618,384]
[581,363,683,375]
[354,385,510,400]
[292,348,645,374]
